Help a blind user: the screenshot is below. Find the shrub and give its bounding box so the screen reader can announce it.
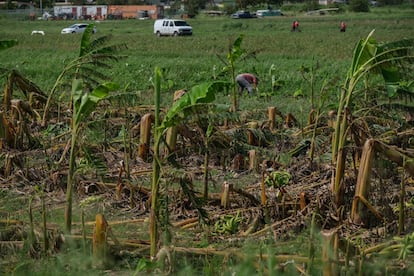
[349,0,370,12]
[304,0,321,12]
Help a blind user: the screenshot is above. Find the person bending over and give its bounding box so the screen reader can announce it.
[236,73,259,95]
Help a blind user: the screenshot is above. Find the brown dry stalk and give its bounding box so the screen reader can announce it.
[261,171,267,205]
[248,150,258,173]
[321,229,339,276]
[73,218,145,226]
[232,186,261,206]
[158,245,311,264]
[138,113,154,161]
[93,214,108,264]
[308,109,316,126]
[0,112,15,147]
[221,181,232,209]
[172,217,198,228]
[351,138,412,224]
[363,240,396,256]
[268,107,276,131]
[115,165,124,201]
[240,215,259,236]
[332,146,346,205]
[285,113,298,128]
[0,219,24,225]
[180,222,199,230]
[247,129,256,146]
[68,234,150,247]
[351,139,375,224]
[251,215,293,237]
[0,241,25,246]
[375,141,414,176]
[299,192,307,211]
[353,195,384,221]
[165,127,178,155]
[164,90,186,156]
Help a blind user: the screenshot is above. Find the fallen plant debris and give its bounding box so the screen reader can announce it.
[1,108,414,274]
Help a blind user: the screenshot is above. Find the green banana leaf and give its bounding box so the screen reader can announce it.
[159,81,229,131]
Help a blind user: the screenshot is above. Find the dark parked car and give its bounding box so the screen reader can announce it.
[231,11,256,19]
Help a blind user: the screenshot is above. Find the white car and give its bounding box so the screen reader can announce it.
[61,23,96,34]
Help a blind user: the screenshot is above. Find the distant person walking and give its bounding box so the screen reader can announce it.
[292,20,300,32]
[340,21,346,32]
[236,73,259,95]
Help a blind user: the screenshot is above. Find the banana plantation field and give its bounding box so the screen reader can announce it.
[1,6,414,275]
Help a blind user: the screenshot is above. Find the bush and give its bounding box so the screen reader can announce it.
[304,0,321,11]
[349,0,370,12]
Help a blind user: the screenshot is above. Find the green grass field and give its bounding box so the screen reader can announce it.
[1,6,413,115]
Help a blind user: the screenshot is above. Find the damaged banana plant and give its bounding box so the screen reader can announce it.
[42,24,127,127]
[1,40,46,149]
[332,30,414,207]
[150,66,229,258]
[65,79,118,233]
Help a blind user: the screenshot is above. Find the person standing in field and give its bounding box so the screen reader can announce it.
[340,21,346,32]
[236,73,259,95]
[292,20,300,32]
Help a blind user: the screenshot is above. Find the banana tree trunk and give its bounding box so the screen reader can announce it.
[351,139,375,224]
[351,139,414,224]
[0,112,14,147]
[138,113,154,161]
